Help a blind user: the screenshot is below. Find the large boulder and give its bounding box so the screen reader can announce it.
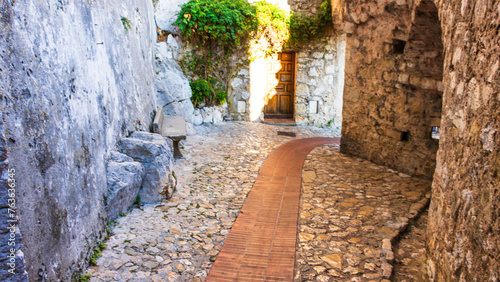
[105,151,145,220]
[154,0,188,34]
[155,43,195,124]
[119,132,176,204]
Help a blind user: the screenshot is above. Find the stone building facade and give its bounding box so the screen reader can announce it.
[232,0,346,127]
[337,0,499,280]
[155,0,346,127]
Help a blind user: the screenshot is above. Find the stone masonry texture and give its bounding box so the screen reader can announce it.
[0,0,157,280]
[338,0,499,280]
[340,0,443,178]
[428,0,499,281]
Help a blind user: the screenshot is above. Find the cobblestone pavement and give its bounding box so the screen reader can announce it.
[88,122,340,281]
[392,211,428,282]
[296,145,431,281]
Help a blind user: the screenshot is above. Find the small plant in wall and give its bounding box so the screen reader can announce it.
[121,17,132,31]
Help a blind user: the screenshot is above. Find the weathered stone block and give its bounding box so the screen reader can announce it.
[119,132,176,204]
[105,151,145,220]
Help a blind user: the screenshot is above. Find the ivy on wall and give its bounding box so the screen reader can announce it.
[174,0,333,108]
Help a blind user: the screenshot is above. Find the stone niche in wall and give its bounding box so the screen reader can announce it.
[340,0,443,178]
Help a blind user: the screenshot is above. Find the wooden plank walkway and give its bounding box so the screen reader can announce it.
[206,137,340,281]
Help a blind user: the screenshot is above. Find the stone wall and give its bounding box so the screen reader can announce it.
[0,116,28,280]
[0,0,157,280]
[294,36,345,127]
[339,0,443,178]
[427,0,499,280]
[288,0,324,16]
[336,0,499,280]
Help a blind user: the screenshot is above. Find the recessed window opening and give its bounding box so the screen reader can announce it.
[401,131,410,142]
[393,39,406,54]
[431,127,440,139]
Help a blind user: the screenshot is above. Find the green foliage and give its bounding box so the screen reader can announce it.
[89,248,102,266]
[190,78,212,107]
[174,0,257,48]
[79,273,91,282]
[121,17,132,31]
[215,88,228,105]
[252,0,332,49]
[289,0,332,46]
[175,0,257,108]
[190,78,227,107]
[253,1,291,51]
[254,1,289,30]
[119,212,126,217]
[134,195,141,206]
[99,242,107,250]
[89,240,108,266]
[174,0,332,109]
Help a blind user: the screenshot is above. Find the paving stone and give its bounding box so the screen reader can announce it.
[321,254,343,269]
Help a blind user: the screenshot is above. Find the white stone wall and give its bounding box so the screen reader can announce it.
[295,35,346,127]
[236,35,346,127]
[1,0,157,279]
[154,0,189,34]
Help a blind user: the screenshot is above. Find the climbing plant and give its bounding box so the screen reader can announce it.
[253,1,290,51]
[289,0,333,46]
[174,0,257,107]
[173,0,333,108]
[175,0,257,48]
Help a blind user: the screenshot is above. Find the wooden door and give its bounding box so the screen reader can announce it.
[264,52,295,119]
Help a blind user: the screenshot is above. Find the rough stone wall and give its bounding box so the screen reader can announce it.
[154,42,195,124]
[0,0,156,280]
[427,0,500,280]
[339,0,443,178]
[155,0,187,34]
[153,0,346,126]
[288,0,324,16]
[0,116,28,280]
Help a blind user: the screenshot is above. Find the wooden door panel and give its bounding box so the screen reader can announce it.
[267,96,278,114]
[282,53,293,61]
[279,95,291,114]
[280,74,292,82]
